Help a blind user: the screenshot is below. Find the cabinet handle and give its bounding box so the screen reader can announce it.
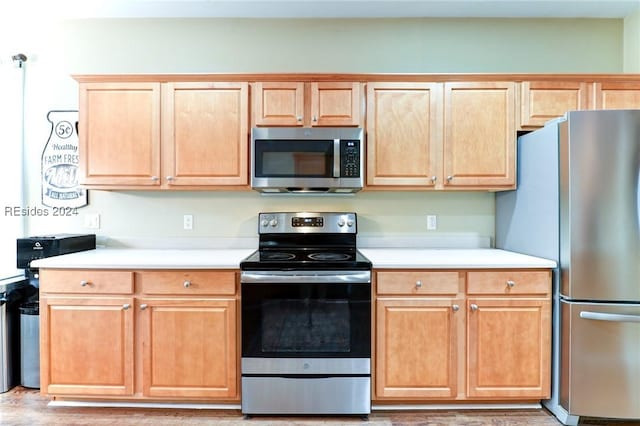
[452,304,460,312]
[415,280,422,288]
[296,116,303,122]
[506,280,516,288]
[140,304,148,310]
[312,116,318,122]
[430,176,437,184]
[446,175,454,183]
[470,303,479,312]
[183,280,191,288]
[122,304,131,310]
[80,280,89,287]
[166,176,174,181]
[151,176,159,182]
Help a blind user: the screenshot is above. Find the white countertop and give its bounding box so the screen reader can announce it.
[359,248,556,269]
[32,247,556,270]
[31,248,256,270]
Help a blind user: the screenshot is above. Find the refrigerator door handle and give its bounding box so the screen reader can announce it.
[580,310,640,323]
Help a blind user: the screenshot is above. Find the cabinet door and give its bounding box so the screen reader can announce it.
[520,81,589,128]
[140,298,238,399]
[466,298,551,399]
[40,296,134,396]
[79,82,161,186]
[593,81,640,109]
[376,297,462,399]
[253,82,304,126]
[443,82,516,189]
[310,82,361,126]
[163,82,249,186]
[366,82,442,187]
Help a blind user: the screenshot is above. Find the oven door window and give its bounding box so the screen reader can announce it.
[242,282,370,358]
[254,139,333,178]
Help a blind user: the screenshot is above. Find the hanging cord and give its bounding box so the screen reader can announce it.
[12,53,27,237]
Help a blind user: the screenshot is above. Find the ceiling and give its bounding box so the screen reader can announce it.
[13,0,640,19]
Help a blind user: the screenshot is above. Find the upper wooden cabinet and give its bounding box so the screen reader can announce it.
[75,74,640,191]
[593,81,640,110]
[366,82,442,187]
[77,80,249,189]
[163,82,249,186]
[79,82,162,187]
[443,82,516,190]
[520,81,589,128]
[253,81,362,127]
[367,81,515,190]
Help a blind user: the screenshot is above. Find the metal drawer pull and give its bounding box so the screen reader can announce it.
[580,311,640,323]
[452,304,460,312]
[122,304,131,310]
[80,280,89,287]
[140,304,148,310]
[506,280,515,288]
[183,280,191,288]
[415,280,423,288]
[470,304,479,312]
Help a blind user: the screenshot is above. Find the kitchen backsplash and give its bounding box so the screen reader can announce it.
[25,189,495,245]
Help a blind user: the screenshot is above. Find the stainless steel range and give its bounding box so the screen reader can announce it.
[240,212,372,417]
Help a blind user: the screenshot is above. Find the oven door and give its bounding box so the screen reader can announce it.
[241,270,371,359]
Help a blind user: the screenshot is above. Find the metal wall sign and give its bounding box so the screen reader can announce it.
[41,110,87,209]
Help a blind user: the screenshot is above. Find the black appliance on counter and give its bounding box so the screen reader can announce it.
[17,234,96,287]
[15,233,96,389]
[240,212,372,417]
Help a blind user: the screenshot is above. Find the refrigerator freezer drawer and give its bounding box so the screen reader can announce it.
[561,301,640,419]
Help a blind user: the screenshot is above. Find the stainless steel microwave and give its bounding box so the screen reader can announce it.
[251,127,364,194]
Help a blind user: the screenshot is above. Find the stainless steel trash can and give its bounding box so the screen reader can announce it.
[19,302,39,389]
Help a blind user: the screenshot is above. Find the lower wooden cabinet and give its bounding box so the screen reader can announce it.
[39,269,239,401]
[376,297,463,398]
[374,269,551,402]
[466,297,551,398]
[41,296,135,396]
[140,298,237,398]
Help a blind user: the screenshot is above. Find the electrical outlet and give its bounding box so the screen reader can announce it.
[426,215,437,231]
[84,213,101,229]
[183,214,193,230]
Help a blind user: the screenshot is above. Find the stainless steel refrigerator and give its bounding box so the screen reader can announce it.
[496,110,640,425]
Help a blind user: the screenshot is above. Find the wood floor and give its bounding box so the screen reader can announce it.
[1,387,638,426]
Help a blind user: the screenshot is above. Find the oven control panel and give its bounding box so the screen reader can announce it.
[292,217,324,227]
[258,212,357,234]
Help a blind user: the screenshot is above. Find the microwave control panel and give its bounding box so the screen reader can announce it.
[340,140,361,178]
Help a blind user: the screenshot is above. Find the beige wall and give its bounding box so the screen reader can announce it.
[5,17,627,243]
[624,9,640,72]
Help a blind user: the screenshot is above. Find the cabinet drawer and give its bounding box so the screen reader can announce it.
[40,269,134,294]
[467,270,551,295]
[376,271,460,295]
[137,270,236,295]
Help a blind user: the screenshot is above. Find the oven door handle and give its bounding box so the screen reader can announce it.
[241,270,371,284]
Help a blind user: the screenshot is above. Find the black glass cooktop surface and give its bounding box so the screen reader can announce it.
[240,248,372,270]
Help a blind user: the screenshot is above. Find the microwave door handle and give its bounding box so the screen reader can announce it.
[333,139,340,178]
